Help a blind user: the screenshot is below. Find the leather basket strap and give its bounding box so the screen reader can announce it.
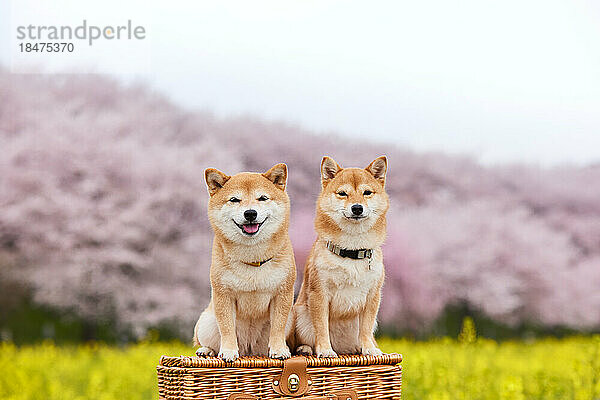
[228,389,358,400]
[272,356,311,396]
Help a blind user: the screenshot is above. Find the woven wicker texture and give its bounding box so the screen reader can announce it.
[157,354,402,400]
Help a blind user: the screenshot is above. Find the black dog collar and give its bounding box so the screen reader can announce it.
[326,241,373,260]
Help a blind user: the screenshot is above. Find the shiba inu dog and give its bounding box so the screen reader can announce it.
[193,164,296,361]
[288,156,389,357]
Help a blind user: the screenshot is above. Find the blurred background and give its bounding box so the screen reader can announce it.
[1,0,600,345]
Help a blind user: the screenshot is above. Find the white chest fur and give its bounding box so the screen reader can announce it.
[218,260,289,321]
[235,291,273,320]
[219,260,289,293]
[316,248,383,318]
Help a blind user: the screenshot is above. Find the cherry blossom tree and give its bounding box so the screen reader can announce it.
[1,69,599,339]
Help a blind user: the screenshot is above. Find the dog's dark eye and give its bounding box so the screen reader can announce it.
[363,190,373,196]
[258,195,269,201]
[229,197,241,203]
[337,191,347,197]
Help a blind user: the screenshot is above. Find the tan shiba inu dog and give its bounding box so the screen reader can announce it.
[193,164,296,361]
[288,156,389,357]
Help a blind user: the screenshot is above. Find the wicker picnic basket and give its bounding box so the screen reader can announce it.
[157,354,402,400]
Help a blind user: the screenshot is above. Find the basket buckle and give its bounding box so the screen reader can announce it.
[288,373,300,392]
[272,356,311,396]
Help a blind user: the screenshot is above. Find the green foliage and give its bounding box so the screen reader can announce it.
[458,316,477,344]
[0,300,119,344]
[428,302,585,341]
[1,336,599,400]
[0,300,183,345]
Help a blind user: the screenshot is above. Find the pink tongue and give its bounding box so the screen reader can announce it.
[242,224,259,234]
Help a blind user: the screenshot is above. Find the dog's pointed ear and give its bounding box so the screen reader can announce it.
[205,168,230,196]
[365,156,387,186]
[321,156,342,188]
[263,163,287,191]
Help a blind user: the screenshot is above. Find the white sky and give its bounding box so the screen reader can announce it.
[2,0,600,166]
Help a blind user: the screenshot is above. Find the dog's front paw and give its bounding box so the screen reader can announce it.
[195,346,216,357]
[269,345,292,359]
[345,344,362,355]
[361,346,383,356]
[316,347,338,358]
[218,348,239,362]
[295,345,314,356]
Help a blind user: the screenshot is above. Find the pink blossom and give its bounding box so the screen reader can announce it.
[1,69,599,338]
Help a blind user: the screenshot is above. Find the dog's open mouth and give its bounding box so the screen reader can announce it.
[343,214,367,221]
[234,218,267,235]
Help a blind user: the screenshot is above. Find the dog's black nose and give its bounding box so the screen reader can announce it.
[351,204,363,216]
[244,209,258,221]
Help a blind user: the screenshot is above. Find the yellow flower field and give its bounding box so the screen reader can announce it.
[0,335,599,400]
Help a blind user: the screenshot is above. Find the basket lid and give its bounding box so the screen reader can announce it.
[159,353,402,368]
